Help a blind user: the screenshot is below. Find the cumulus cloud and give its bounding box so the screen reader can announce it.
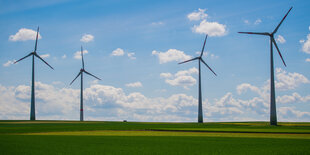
[244,19,262,25]
[74,50,88,59]
[111,48,124,56]
[127,52,136,60]
[276,35,286,44]
[111,48,136,60]
[0,82,199,121]
[277,93,310,104]
[152,49,191,64]
[196,51,219,59]
[9,28,41,41]
[301,34,310,54]
[254,19,262,25]
[62,54,67,59]
[236,68,310,117]
[160,73,173,78]
[192,20,227,37]
[0,78,309,122]
[125,82,143,88]
[306,58,310,62]
[275,68,309,90]
[80,34,94,43]
[279,107,310,120]
[3,60,15,67]
[187,8,207,21]
[161,67,198,89]
[188,8,227,37]
[40,54,50,58]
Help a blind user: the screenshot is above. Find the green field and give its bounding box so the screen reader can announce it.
[0,121,310,154]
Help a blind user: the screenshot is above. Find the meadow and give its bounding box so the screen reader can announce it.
[0,121,310,154]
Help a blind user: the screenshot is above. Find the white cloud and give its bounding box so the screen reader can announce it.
[300,40,305,43]
[152,49,191,64]
[306,58,310,62]
[279,107,310,119]
[0,79,309,122]
[80,34,94,43]
[175,67,198,77]
[192,20,227,37]
[127,52,136,60]
[111,48,136,60]
[236,68,310,110]
[3,60,15,67]
[276,35,286,44]
[195,51,219,59]
[188,8,227,37]
[74,50,88,59]
[277,93,310,104]
[40,54,50,58]
[151,21,164,26]
[243,19,262,25]
[111,48,125,56]
[125,82,143,88]
[254,19,262,25]
[160,73,173,78]
[9,28,41,41]
[62,54,67,59]
[275,68,309,90]
[301,34,310,54]
[0,82,199,121]
[161,67,198,89]
[187,8,207,21]
[166,76,196,89]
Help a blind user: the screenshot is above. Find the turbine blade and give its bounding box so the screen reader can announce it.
[200,58,217,76]
[70,71,81,85]
[83,70,101,80]
[34,53,54,69]
[81,46,84,69]
[273,7,293,34]
[200,34,208,57]
[272,37,287,67]
[34,27,39,52]
[178,57,199,64]
[14,53,32,64]
[238,32,270,36]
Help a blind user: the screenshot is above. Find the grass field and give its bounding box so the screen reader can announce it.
[0,121,310,154]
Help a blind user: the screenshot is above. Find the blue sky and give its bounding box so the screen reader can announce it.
[0,0,309,122]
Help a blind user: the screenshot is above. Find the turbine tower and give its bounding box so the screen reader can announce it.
[238,7,292,125]
[14,27,54,121]
[178,34,217,123]
[70,46,101,121]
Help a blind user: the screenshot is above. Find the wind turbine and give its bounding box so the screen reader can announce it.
[178,34,217,123]
[14,27,54,121]
[70,46,101,121]
[238,7,292,125]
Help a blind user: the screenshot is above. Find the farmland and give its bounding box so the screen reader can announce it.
[0,121,309,154]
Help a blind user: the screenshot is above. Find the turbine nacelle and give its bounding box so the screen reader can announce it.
[238,7,292,67]
[238,7,292,125]
[70,46,101,85]
[178,34,217,76]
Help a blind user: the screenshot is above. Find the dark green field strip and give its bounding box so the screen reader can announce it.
[0,121,310,134]
[148,128,310,134]
[18,130,310,139]
[0,135,309,155]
